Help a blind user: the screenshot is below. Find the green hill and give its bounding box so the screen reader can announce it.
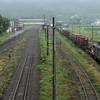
[0,1,99,22]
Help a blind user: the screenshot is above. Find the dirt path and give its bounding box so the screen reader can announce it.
[1,27,40,100]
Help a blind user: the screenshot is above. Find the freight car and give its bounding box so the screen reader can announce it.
[77,35,88,46]
[71,33,88,46]
[62,28,70,36]
[57,27,88,48]
[71,33,89,51]
[71,33,82,43]
[56,27,100,61]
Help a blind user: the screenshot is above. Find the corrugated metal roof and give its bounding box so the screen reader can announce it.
[72,33,81,35]
[19,19,47,21]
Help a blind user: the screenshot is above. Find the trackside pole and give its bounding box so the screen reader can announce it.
[92,25,93,40]
[44,14,46,41]
[52,17,57,100]
[47,25,49,55]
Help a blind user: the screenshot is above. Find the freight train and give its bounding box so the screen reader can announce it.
[56,27,100,61]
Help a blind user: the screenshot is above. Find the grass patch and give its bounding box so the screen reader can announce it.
[0,32,13,41]
[78,86,84,99]
[0,93,3,98]
[38,29,75,100]
[38,31,53,100]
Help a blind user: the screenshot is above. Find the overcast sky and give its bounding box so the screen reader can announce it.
[0,0,99,7]
[0,0,100,20]
[0,0,94,3]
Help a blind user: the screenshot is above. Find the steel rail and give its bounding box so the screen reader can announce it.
[11,41,32,100]
[58,47,89,100]
[68,50,100,100]
[0,40,13,51]
[23,46,34,100]
[57,39,99,100]
[23,55,33,100]
[11,28,39,100]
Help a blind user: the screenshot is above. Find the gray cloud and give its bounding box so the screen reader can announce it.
[0,0,100,22]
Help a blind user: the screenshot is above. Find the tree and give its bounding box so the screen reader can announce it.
[2,17,10,31]
[70,17,81,25]
[56,22,62,26]
[0,14,3,25]
[0,14,10,35]
[0,25,4,35]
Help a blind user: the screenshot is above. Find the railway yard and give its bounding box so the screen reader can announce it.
[0,0,100,100]
[37,28,100,100]
[0,26,40,100]
[0,25,100,100]
[56,30,100,100]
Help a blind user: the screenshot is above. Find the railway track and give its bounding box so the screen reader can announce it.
[11,42,33,100]
[0,32,26,60]
[0,31,24,51]
[5,28,39,100]
[57,39,100,100]
[0,40,14,51]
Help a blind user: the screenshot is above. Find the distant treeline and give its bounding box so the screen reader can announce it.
[0,14,10,35]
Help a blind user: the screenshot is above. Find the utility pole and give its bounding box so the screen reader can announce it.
[44,14,45,25]
[72,22,73,32]
[14,21,15,33]
[47,25,49,55]
[79,23,81,34]
[52,17,57,100]
[92,25,93,40]
[44,14,46,40]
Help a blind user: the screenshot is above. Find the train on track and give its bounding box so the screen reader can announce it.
[56,27,100,61]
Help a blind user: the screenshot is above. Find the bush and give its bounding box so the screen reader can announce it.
[94,83,100,92]
[0,93,3,98]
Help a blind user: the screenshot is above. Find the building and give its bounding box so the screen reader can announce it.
[6,21,15,34]
[18,19,47,29]
[91,19,100,25]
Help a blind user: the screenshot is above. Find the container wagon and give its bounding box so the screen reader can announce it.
[71,33,82,43]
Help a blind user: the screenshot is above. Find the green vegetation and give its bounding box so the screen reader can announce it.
[0,14,12,42]
[78,86,84,99]
[0,93,2,98]
[38,30,76,100]
[0,32,13,42]
[0,14,10,36]
[38,30,53,100]
[23,25,32,30]
[56,22,62,27]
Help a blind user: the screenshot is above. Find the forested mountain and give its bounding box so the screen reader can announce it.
[0,0,100,22]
